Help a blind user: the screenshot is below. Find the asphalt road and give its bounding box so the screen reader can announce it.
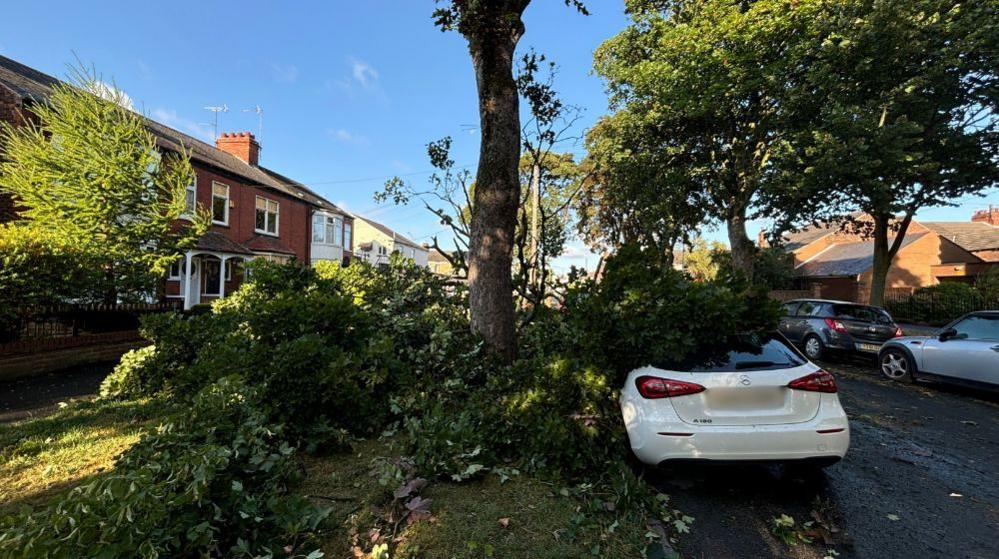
[649,358,999,559]
[0,363,112,422]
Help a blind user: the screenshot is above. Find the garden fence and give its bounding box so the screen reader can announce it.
[0,302,180,356]
[883,287,998,326]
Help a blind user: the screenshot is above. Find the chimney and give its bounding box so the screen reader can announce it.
[972,205,998,226]
[216,131,260,166]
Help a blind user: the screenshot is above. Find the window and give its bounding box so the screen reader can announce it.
[951,314,999,340]
[781,302,800,316]
[211,182,229,224]
[333,217,343,246]
[255,197,279,235]
[183,178,197,217]
[168,259,183,279]
[312,214,326,243]
[344,223,352,249]
[313,214,344,246]
[652,334,806,372]
[795,301,825,317]
[832,304,892,324]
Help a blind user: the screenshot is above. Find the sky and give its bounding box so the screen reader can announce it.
[2,0,995,271]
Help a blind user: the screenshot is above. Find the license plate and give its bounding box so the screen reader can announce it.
[707,389,784,410]
[856,342,881,353]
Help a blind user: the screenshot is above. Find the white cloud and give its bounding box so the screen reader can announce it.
[151,108,214,141]
[269,63,299,84]
[348,57,378,88]
[328,128,370,146]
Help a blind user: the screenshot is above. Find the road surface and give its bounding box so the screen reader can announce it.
[649,358,999,559]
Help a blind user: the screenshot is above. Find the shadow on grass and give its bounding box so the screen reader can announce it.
[0,397,173,515]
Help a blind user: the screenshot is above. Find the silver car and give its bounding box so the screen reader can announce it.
[878,311,999,390]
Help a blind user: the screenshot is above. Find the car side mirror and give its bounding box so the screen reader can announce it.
[938,327,958,342]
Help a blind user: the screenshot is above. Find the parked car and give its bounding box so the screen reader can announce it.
[620,333,849,469]
[878,311,999,390]
[779,299,903,360]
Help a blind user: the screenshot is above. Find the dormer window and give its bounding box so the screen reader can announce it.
[255,196,279,235]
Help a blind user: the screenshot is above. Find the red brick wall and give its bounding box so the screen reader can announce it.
[191,165,311,259]
[0,85,25,223]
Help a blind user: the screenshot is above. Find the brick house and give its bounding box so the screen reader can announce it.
[0,55,353,309]
[782,212,995,302]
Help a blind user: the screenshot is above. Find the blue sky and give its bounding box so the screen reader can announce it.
[2,1,994,270]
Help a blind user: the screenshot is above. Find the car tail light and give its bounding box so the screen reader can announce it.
[823,318,848,333]
[635,376,706,399]
[893,326,904,337]
[787,370,838,393]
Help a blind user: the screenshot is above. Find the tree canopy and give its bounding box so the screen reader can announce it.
[0,66,208,302]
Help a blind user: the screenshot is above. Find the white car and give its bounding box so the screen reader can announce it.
[620,333,850,468]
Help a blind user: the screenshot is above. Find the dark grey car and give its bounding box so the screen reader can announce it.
[778,299,903,360]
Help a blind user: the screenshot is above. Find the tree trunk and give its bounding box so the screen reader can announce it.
[727,204,756,280]
[466,24,523,362]
[868,212,913,307]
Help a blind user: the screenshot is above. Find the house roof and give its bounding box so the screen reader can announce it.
[0,54,344,215]
[921,221,999,253]
[353,215,422,249]
[244,234,296,255]
[796,232,927,278]
[783,222,837,252]
[194,231,254,255]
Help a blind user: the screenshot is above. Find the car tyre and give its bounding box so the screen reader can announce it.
[803,335,824,360]
[879,348,914,383]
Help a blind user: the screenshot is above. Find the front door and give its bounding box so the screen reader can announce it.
[202,259,221,298]
[188,259,201,306]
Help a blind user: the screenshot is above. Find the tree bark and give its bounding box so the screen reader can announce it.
[726,203,756,280]
[868,212,913,307]
[466,22,524,362]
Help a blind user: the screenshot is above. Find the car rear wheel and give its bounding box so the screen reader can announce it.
[879,349,914,382]
[803,335,824,360]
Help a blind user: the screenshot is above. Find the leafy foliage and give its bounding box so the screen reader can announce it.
[0,64,208,302]
[0,378,328,559]
[0,224,103,340]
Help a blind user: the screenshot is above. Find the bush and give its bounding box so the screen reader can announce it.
[99,345,159,399]
[0,224,102,340]
[885,282,987,325]
[0,378,328,559]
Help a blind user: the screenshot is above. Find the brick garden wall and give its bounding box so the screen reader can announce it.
[0,338,145,381]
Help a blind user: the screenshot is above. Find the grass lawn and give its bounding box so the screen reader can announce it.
[301,439,649,559]
[1,403,651,558]
[0,397,171,514]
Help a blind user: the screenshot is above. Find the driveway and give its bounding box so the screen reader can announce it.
[649,359,999,559]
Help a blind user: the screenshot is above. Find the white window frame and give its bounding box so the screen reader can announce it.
[211,182,230,225]
[344,222,352,250]
[255,196,280,236]
[168,259,183,280]
[181,176,197,220]
[312,214,326,244]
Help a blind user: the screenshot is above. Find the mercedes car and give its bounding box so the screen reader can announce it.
[620,333,850,469]
[878,311,999,390]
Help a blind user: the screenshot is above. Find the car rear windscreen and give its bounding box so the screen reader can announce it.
[652,334,806,372]
[832,304,893,324]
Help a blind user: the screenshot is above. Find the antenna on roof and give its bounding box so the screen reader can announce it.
[203,104,229,139]
[242,105,264,138]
